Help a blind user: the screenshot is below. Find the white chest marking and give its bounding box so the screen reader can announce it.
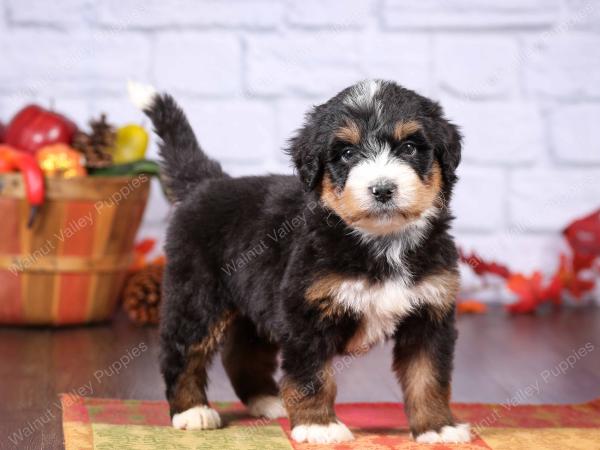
[331,272,456,349]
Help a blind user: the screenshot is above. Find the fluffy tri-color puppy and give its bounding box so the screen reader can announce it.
[129,79,471,444]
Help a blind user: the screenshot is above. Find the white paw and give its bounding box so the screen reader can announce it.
[415,423,471,444]
[291,421,354,444]
[246,395,287,419]
[172,406,222,430]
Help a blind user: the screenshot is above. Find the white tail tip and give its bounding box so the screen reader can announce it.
[128,80,157,111]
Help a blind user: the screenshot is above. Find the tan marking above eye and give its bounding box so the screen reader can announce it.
[334,121,361,145]
[394,120,422,141]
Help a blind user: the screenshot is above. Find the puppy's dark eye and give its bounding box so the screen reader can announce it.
[341,148,355,162]
[399,142,418,157]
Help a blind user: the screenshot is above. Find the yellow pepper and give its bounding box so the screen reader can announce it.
[36,144,86,178]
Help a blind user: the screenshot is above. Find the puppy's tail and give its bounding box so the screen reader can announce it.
[128,81,227,202]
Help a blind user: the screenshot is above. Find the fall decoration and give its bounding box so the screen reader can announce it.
[0,144,45,226]
[36,144,86,178]
[112,124,149,164]
[90,159,170,199]
[72,114,115,168]
[457,299,488,314]
[122,238,165,326]
[0,145,15,173]
[460,250,511,279]
[122,263,163,326]
[460,209,600,314]
[564,209,600,257]
[0,175,151,325]
[130,238,159,270]
[5,105,77,154]
[0,101,162,327]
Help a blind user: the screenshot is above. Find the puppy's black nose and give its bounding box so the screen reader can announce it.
[370,181,396,203]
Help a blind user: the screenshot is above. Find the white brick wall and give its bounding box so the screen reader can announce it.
[245,33,363,96]
[154,33,242,96]
[1,0,599,294]
[525,34,600,99]
[434,35,520,99]
[550,104,600,163]
[383,0,562,29]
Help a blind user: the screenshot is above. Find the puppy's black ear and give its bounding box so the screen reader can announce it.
[436,120,462,179]
[286,109,326,191]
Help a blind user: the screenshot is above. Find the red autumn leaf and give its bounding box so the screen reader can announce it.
[548,254,570,300]
[506,272,545,314]
[129,238,161,271]
[459,249,511,279]
[568,278,595,299]
[461,208,600,315]
[506,255,596,314]
[563,208,600,256]
[152,255,167,266]
[572,252,596,274]
[134,238,156,256]
[542,272,563,306]
[457,299,488,314]
[554,253,595,300]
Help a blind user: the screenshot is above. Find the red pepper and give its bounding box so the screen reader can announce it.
[0,146,16,173]
[0,145,45,227]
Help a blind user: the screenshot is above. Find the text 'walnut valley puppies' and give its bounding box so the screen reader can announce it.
[129,79,471,445]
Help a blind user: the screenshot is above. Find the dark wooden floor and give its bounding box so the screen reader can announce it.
[2,305,599,449]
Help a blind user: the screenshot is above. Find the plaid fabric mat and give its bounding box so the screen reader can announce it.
[61,395,600,449]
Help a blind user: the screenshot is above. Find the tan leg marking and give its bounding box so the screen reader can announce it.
[171,310,237,414]
[282,362,354,443]
[394,350,454,436]
[281,362,337,427]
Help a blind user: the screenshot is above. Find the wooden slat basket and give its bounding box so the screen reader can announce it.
[0,173,150,325]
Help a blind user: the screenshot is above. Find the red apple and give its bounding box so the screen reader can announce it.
[5,105,77,154]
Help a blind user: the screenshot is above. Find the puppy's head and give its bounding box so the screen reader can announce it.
[288,80,461,236]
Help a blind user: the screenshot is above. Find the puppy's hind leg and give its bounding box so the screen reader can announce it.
[221,316,286,419]
[160,274,236,430]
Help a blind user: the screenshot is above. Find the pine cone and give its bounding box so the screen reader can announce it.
[122,264,163,326]
[72,114,115,168]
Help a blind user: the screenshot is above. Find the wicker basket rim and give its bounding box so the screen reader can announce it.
[0,173,151,201]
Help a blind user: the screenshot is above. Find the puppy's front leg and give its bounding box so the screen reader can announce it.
[393,309,471,444]
[281,348,353,444]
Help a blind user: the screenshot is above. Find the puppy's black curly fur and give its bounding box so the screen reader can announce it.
[141,79,467,443]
